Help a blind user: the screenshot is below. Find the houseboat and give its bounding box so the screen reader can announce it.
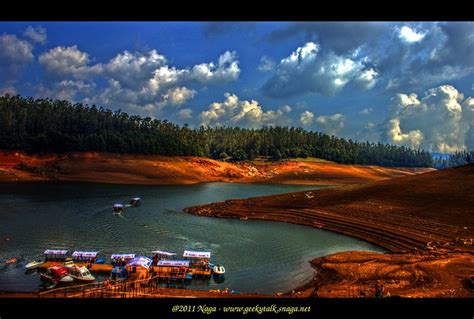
[153,260,193,280]
[111,254,135,267]
[72,251,99,264]
[125,256,153,280]
[44,249,70,262]
[183,250,212,277]
[151,250,177,265]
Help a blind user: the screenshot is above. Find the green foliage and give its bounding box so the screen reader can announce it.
[0,94,434,167]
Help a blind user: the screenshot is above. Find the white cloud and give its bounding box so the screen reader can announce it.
[263,42,378,98]
[0,34,34,82]
[39,45,102,80]
[35,80,95,102]
[190,51,240,83]
[359,107,373,115]
[299,110,314,126]
[177,108,193,120]
[258,56,275,72]
[23,26,47,44]
[386,85,473,152]
[163,87,196,106]
[398,26,426,43]
[315,113,345,135]
[0,86,17,96]
[199,93,292,128]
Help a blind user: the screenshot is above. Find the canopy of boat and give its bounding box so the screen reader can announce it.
[72,251,98,258]
[183,250,211,259]
[126,256,153,269]
[111,254,135,260]
[157,260,190,267]
[152,250,176,256]
[44,249,68,256]
[132,197,141,201]
[114,204,124,208]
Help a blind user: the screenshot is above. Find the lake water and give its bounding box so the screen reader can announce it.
[0,182,384,294]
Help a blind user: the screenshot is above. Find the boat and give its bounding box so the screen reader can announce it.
[25,260,43,270]
[72,251,99,264]
[130,197,141,207]
[213,265,226,276]
[5,258,17,265]
[111,253,135,266]
[66,265,95,283]
[113,204,124,214]
[40,266,74,284]
[44,249,70,262]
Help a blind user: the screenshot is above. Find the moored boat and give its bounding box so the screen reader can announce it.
[66,265,95,283]
[40,266,74,284]
[5,257,17,265]
[25,260,43,270]
[212,265,226,276]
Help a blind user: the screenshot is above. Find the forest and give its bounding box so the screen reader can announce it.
[0,95,434,167]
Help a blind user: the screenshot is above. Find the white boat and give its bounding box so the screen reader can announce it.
[66,266,96,283]
[213,265,225,276]
[25,260,43,270]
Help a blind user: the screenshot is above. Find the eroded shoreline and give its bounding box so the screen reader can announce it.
[184,165,474,297]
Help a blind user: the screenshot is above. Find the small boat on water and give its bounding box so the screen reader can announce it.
[113,204,124,214]
[40,266,74,284]
[130,197,141,207]
[5,258,17,265]
[213,265,226,276]
[25,260,43,270]
[66,266,95,283]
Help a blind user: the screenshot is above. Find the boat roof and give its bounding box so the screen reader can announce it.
[44,249,68,255]
[114,204,124,207]
[72,251,98,258]
[183,250,211,259]
[111,254,135,259]
[126,256,153,269]
[132,197,141,200]
[151,250,176,256]
[157,260,189,267]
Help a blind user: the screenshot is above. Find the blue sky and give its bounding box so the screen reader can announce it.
[0,22,473,152]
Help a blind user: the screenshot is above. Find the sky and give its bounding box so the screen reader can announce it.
[0,21,473,153]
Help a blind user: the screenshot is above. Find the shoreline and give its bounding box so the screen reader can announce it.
[0,151,433,186]
[184,165,474,297]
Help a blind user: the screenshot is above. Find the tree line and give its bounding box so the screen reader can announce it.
[0,95,434,167]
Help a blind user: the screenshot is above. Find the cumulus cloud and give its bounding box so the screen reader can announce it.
[258,56,275,72]
[35,80,95,102]
[0,86,17,96]
[0,34,34,82]
[190,51,240,83]
[177,108,193,120]
[23,26,47,44]
[398,26,426,43]
[359,107,373,115]
[299,110,314,126]
[262,42,378,98]
[163,87,196,106]
[386,85,473,152]
[39,45,102,80]
[199,93,293,128]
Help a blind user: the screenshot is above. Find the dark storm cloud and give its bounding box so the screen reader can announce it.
[264,22,393,54]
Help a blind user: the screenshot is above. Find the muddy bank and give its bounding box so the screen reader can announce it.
[0,151,431,185]
[184,165,474,297]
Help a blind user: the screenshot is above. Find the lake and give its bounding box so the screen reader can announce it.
[0,182,385,294]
